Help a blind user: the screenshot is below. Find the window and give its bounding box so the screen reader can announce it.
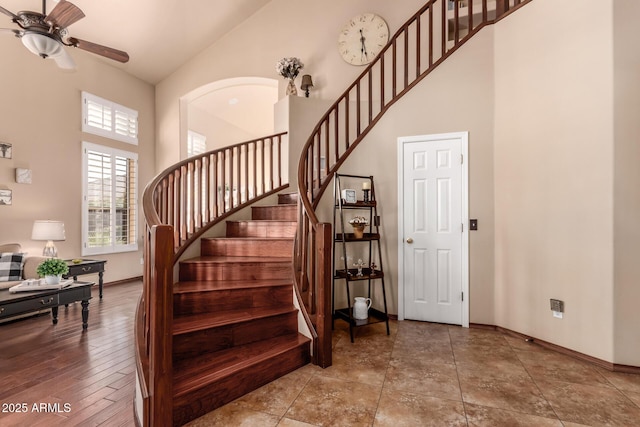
[187,130,206,157]
[82,142,138,255]
[82,91,138,145]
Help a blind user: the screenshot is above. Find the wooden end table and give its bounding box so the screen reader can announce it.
[63,259,106,299]
[0,281,93,330]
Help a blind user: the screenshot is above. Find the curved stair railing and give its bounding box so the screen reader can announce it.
[294,0,532,367]
[136,132,288,426]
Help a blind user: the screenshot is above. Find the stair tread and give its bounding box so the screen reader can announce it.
[173,333,310,397]
[181,256,292,264]
[203,236,293,241]
[174,279,292,293]
[227,219,296,224]
[173,305,297,335]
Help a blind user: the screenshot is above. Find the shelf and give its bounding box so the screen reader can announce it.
[334,268,384,281]
[335,233,380,242]
[333,307,388,327]
[336,201,377,208]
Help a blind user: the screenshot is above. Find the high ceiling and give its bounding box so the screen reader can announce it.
[0,0,272,84]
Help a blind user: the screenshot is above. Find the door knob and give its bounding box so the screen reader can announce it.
[406,238,413,244]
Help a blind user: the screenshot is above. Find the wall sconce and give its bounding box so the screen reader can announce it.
[300,74,314,98]
[32,220,66,257]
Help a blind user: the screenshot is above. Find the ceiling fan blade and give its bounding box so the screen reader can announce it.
[0,28,20,36]
[68,37,129,63]
[51,47,76,70]
[0,5,18,20]
[45,0,85,28]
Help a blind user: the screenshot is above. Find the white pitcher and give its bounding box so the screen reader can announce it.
[353,297,372,320]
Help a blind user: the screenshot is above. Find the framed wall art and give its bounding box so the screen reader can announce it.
[0,189,12,205]
[0,142,12,159]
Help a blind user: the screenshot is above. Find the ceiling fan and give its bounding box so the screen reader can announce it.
[0,0,128,69]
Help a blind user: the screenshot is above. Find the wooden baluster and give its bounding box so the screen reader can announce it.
[416,16,421,77]
[380,55,385,111]
[392,39,397,97]
[220,149,226,213]
[429,4,433,67]
[276,136,282,187]
[334,107,340,167]
[211,153,218,218]
[252,142,257,199]
[266,138,273,191]
[344,95,350,149]
[324,121,329,178]
[454,0,460,43]
[368,70,373,124]
[316,127,322,189]
[188,162,195,234]
[468,0,473,34]
[404,27,409,89]
[260,139,265,195]
[243,143,248,202]
[202,156,210,223]
[229,147,235,209]
[483,0,488,22]
[496,0,508,17]
[441,0,446,56]
[194,158,201,229]
[356,82,361,136]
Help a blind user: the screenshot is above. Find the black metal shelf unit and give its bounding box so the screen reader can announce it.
[332,173,390,342]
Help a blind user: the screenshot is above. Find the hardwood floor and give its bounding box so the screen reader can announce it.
[0,281,141,427]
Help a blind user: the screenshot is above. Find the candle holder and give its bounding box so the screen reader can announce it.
[363,189,370,203]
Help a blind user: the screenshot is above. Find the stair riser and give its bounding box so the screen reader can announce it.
[179,262,292,282]
[278,193,298,205]
[173,343,309,426]
[201,238,293,258]
[226,221,296,238]
[174,285,292,315]
[173,312,298,362]
[251,205,297,221]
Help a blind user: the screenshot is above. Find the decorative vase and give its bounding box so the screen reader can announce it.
[286,78,298,96]
[352,224,365,239]
[45,274,62,285]
[353,297,372,320]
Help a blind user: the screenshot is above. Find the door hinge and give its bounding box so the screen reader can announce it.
[461,223,464,232]
[461,292,464,301]
[461,154,464,164]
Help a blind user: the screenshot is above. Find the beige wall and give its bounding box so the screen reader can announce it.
[155,0,427,172]
[612,0,640,366]
[0,39,155,283]
[316,29,496,321]
[494,0,616,362]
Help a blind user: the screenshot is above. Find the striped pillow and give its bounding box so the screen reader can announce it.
[0,252,26,282]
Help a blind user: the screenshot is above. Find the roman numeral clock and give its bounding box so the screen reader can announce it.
[338,13,389,66]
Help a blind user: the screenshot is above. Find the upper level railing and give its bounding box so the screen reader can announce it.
[136,132,288,427]
[294,0,531,367]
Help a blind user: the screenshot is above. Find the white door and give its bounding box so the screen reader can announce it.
[398,132,468,326]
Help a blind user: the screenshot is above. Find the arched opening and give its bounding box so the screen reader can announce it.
[180,77,278,159]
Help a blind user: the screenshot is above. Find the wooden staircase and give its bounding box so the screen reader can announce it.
[170,193,310,426]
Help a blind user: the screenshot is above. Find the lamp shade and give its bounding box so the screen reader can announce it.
[300,74,314,90]
[21,33,64,59]
[32,220,66,241]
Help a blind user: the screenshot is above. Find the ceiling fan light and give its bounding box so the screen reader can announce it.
[21,32,63,58]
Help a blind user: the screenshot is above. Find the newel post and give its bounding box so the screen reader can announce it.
[149,224,174,427]
[315,223,333,368]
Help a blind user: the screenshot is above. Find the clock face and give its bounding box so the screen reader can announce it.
[341,189,357,203]
[338,13,389,66]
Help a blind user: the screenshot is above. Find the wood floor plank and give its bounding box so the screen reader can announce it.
[0,281,140,426]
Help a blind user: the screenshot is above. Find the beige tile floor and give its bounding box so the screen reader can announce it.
[186,320,640,426]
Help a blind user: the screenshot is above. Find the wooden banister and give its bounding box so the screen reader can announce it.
[294,0,532,370]
[136,132,289,426]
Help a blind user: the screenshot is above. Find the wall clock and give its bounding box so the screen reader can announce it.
[341,189,357,204]
[338,13,389,66]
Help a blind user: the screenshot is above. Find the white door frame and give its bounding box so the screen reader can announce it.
[397,131,469,327]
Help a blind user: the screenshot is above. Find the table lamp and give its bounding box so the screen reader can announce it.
[32,220,66,257]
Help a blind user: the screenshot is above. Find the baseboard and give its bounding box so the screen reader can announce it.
[470,323,640,374]
[104,276,143,287]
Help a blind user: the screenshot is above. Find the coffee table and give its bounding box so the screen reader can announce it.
[0,281,93,330]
